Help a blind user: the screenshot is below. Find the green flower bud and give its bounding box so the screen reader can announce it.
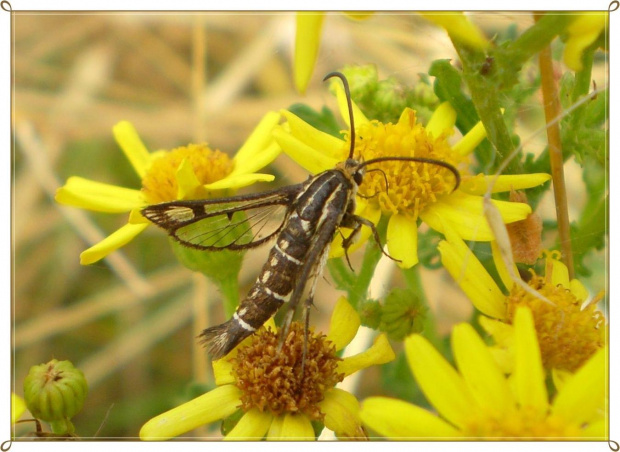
[339,64,379,105]
[359,299,382,330]
[379,288,427,341]
[23,359,88,435]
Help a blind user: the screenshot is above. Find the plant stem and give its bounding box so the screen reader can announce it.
[535,13,575,279]
[216,275,240,318]
[347,218,388,310]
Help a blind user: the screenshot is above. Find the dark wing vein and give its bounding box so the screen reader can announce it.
[142,185,302,251]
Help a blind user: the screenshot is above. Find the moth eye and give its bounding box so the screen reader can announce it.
[353,171,364,185]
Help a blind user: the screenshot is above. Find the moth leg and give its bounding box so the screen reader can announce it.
[343,213,402,264]
[300,297,313,377]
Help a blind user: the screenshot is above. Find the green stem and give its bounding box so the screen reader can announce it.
[505,14,574,68]
[327,257,356,291]
[347,218,389,310]
[215,275,240,318]
[452,43,521,174]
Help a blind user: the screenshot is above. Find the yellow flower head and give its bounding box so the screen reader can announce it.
[55,113,281,264]
[360,307,607,440]
[438,224,606,374]
[274,82,551,268]
[140,298,394,440]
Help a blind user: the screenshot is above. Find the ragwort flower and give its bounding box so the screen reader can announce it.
[438,224,606,374]
[55,113,281,264]
[140,298,394,440]
[360,307,607,440]
[274,84,551,268]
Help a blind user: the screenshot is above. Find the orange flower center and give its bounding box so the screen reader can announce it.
[505,273,604,372]
[231,323,343,421]
[141,144,233,203]
[347,109,462,219]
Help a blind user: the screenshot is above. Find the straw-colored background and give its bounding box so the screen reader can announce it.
[12,12,605,439]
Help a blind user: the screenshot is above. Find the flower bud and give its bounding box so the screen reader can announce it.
[23,359,88,434]
[380,288,427,341]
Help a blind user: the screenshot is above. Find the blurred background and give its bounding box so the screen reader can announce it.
[12,12,606,439]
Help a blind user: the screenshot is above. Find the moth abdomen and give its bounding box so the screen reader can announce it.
[199,315,256,359]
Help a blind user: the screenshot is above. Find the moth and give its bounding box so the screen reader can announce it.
[142,72,460,359]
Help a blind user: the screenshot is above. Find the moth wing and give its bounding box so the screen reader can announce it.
[141,185,301,250]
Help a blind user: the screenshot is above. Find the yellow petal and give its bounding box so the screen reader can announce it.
[570,279,589,302]
[563,14,606,72]
[273,126,340,175]
[551,367,573,393]
[281,110,344,161]
[232,111,281,168]
[551,347,606,425]
[203,173,275,191]
[231,142,281,178]
[12,393,26,424]
[175,158,203,200]
[333,80,369,128]
[140,385,242,440]
[405,334,477,430]
[451,323,516,417]
[580,417,606,439]
[452,121,487,156]
[329,201,381,258]
[79,222,149,265]
[437,225,506,319]
[55,177,145,213]
[458,173,552,195]
[386,213,418,269]
[337,334,395,377]
[268,413,315,440]
[478,315,514,347]
[318,388,364,438]
[294,13,324,94]
[360,397,460,439]
[421,192,531,241]
[421,12,489,49]
[513,307,548,416]
[491,239,518,292]
[326,297,360,351]
[224,408,273,440]
[549,256,570,288]
[112,121,151,178]
[129,207,150,224]
[212,358,235,386]
[425,101,456,138]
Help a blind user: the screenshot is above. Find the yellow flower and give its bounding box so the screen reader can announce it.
[294,12,486,93]
[360,307,607,440]
[438,224,605,374]
[55,113,281,264]
[274,84,551,268]
[12,393,27,425]
[563,13,606,72]
[140,298,395,440]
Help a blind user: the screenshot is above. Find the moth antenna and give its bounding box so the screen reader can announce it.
[359,156,461,192]
[365,167,389,194]
[323,71,355,159]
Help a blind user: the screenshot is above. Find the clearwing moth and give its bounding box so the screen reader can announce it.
[142,72,460,360]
